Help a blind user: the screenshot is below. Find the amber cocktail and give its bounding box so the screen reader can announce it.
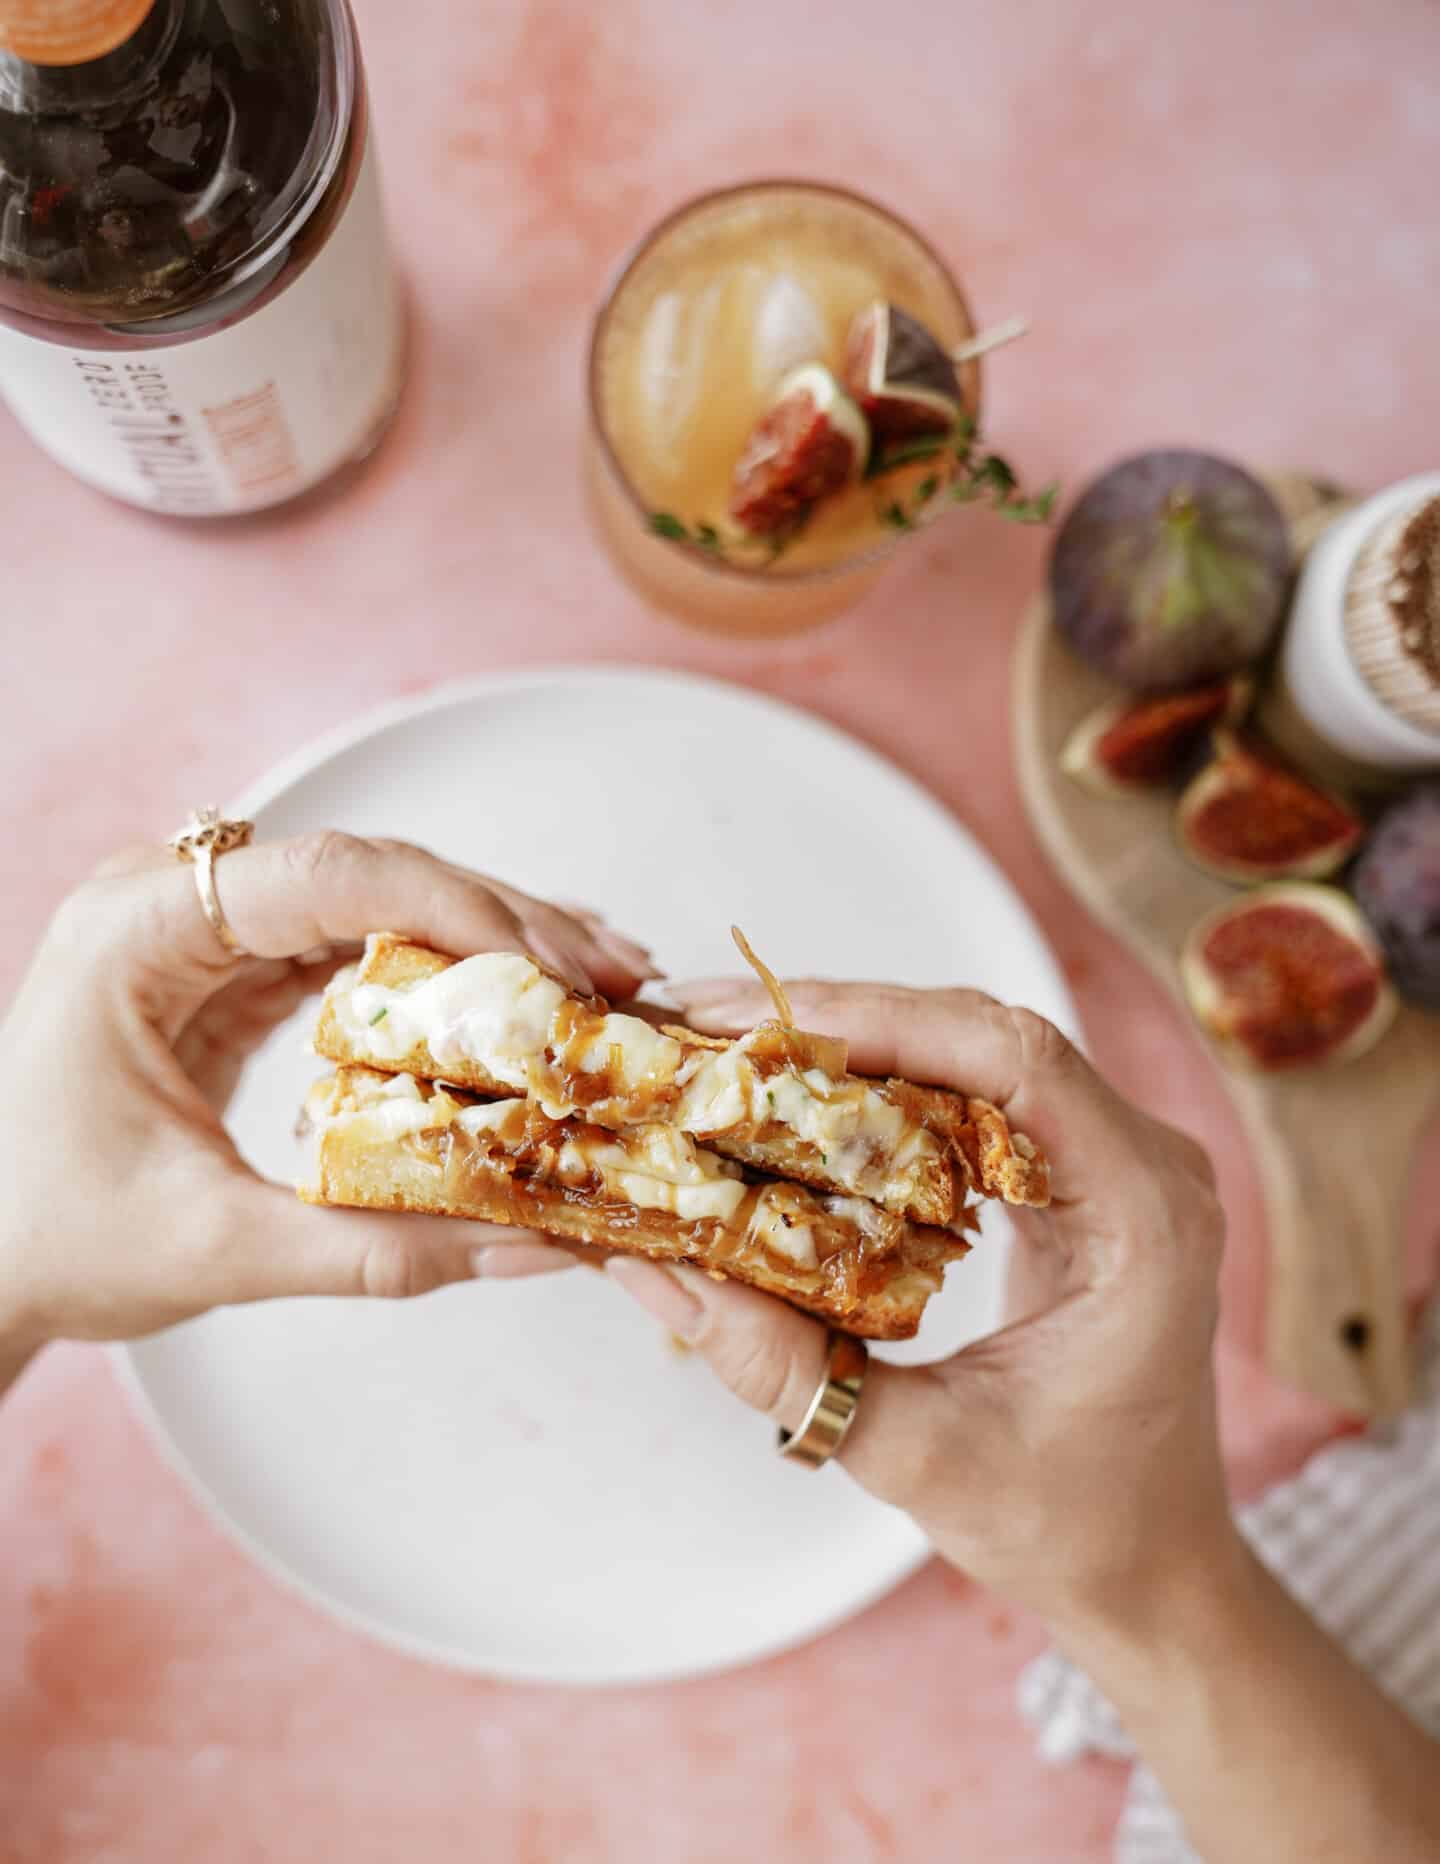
[586,181,982,637]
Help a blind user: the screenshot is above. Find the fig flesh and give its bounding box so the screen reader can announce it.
[1061,677,1251,796]
[1181,884,1396,1070]
[1049,451,1292,691]
[1176,730,1363,882]
[843,300,961,443]
[728,363,869,537]
[1352,781,1440,1009]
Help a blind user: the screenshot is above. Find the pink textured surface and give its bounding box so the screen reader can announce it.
[3,0,1439,1858]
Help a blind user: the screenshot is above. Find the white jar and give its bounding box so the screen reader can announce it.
[1282,473,1440,773]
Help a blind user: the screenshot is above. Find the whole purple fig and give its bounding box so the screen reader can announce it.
[1050,450,1292,692]
[1352,782,1440,1009]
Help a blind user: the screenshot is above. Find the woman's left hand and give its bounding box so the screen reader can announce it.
[0,830,652,1366]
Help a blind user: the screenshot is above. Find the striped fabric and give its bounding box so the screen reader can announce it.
[1018,1304,1440,1862]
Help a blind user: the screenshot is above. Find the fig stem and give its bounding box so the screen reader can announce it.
[1164,487,1198,527]
[951,315,1029,366]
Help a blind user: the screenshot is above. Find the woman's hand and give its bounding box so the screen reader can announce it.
[607,979,1233,1632]
[0,831,649,1370]
[607,982,1440,1864]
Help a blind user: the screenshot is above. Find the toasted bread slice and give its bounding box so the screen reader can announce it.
[314,934,1050,1220]
[301,1067,970,1341]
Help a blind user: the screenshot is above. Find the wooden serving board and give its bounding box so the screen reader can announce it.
[1012,500,1440,1418]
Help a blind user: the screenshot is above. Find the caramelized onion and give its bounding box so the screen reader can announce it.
[731,925,795,1029]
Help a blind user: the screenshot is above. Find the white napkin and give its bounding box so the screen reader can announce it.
[1019,1303,1440,1862]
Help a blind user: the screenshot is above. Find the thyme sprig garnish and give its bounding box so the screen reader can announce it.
[647,412,1056,563]
[646,511,792,564]
[647,512,722,552]
[872,412,1058,531]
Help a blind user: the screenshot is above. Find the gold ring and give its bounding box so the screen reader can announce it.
[168,806,254,955]
[778,1332,868,1469]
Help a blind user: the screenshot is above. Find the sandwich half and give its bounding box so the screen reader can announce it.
[313,933,1050,1227]
[301,1065,972,1340]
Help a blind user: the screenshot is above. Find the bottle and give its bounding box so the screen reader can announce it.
[0,0,403,515]
[1261,473,1440,793]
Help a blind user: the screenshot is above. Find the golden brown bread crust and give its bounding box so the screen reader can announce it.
[880,1078,1050,1208]
[313,934,1051,1216]
[303,1067,968,1341]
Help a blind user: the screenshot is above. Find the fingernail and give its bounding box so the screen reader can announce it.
[593,932,666,983]
[524,933,594,995]
[594,927,656,970]
[471,1243,577,1279]
[605,1255,706,1342]
[297,944,334,965]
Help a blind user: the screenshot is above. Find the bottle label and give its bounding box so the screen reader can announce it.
[0,138,402,515]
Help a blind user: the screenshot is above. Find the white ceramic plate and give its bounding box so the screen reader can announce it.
[118,667,1075,1685]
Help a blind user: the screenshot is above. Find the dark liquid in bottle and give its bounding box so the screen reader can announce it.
[0,0,353,339]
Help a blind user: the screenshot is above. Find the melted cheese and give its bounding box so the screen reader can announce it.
[821,1192,891,1240]
[676,1033,940,1204]
[328,951,940,1207]
[335,951,685,1102]
[673,1045,753,1130]
[544,1011,682,1108]
[307,1069,439,1145]
[746,1185,818,1271]
[415,1086,748,1224]
[553,1126,747,1223]
[336,952,569,1089]
[312,1069,937,1287]
[455,1099,529,1142]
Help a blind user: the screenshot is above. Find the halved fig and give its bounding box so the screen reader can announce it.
[843,300,962,442]
[1175,730,1364,882]
[1061,677,1251,796]
[1181,884,1396,1070]
[728,363,869,537]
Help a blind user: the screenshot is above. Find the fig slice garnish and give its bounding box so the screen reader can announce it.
[1180,883,1396,1070]
[728,362,869,538]
[1175,730,1364,882]
[843,300,962,444]
[1061,677,1251,796]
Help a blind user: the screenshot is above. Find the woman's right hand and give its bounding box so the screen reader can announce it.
[607,981,1235,1635]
